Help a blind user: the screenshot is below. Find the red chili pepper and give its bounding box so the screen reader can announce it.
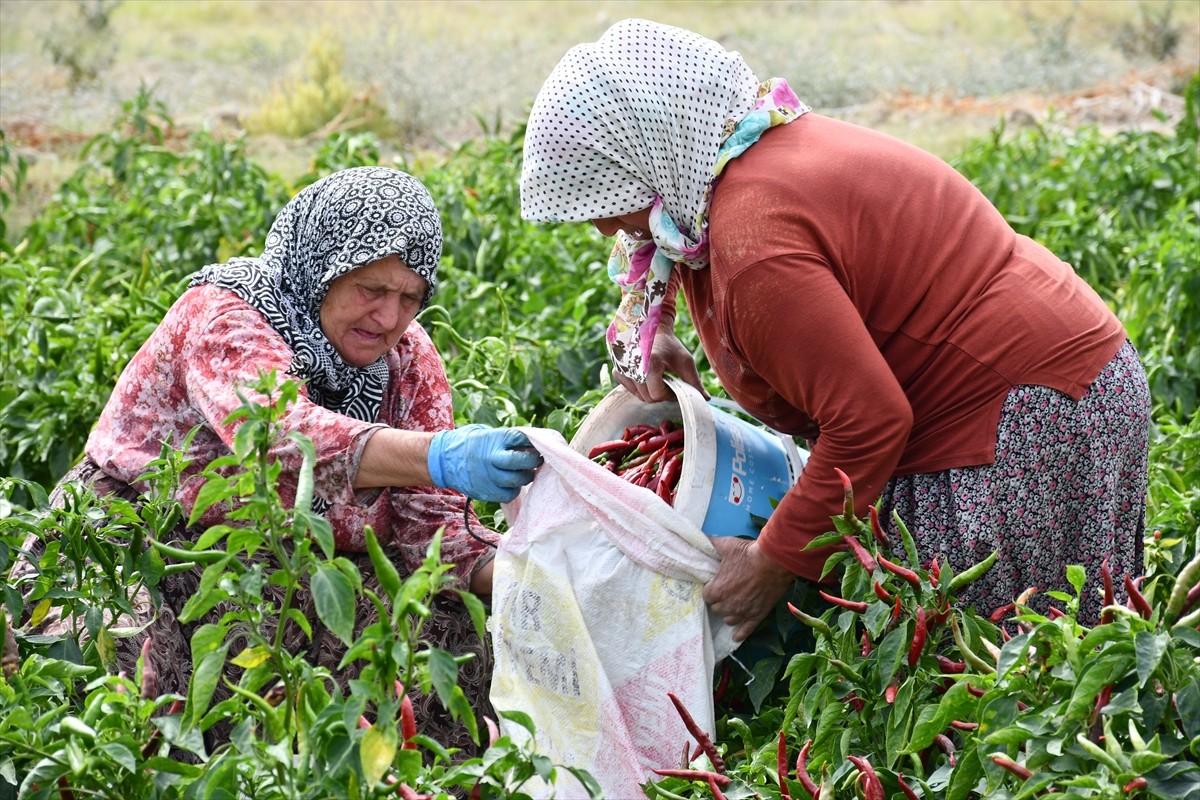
[841,534,879,574]
[991,755,1033,780]
[396,681,417,749]
[885,679,899,704]
[777,730,793,800]
[707,774,729,800]
[929,558,940,588]
[868,505,890,547]
[891,594,902,626]
[1123,777,1148,794]
[1048,606,1066,619]
[650,768,731,787]
[967,683,986,698]
[935,655,967,674]
[873,581,893,603]
[643,429,686,453]
[795,740,819,800]
[846,755,884,800]
[908,606,927,668]
[1182,582,1200,616]
[879,554,922,589]
[587,439,634,460]
[139,637,156,700]
[989,602,1015,623]
[834,468,855,520]
[820,590,869,613]
[933,733,956,766]
[668,692,724,773]
[896,774,920,800]
[950,720,979,730]
[714,665,731,704]
[1124,573,1153,619]
[657,452,685,503]
[861,628,873,657]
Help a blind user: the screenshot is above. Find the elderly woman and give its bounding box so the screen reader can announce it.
[28,166,541,751]
[520,19,1150,630]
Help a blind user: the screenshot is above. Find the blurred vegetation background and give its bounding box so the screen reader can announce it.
[2,0,1197,229]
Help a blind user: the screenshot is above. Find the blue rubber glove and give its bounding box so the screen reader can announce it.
[427,424,543,503]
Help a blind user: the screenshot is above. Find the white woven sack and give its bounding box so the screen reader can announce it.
[490,427,737,799]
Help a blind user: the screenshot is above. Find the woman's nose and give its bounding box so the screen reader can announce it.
[370,297,404,330]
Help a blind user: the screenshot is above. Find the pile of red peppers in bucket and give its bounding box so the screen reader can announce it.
[588,420,685,505]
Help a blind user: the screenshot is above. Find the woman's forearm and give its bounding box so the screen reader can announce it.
[353,428,437,489]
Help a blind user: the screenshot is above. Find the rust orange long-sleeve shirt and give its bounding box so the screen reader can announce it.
[669,114,1126,581]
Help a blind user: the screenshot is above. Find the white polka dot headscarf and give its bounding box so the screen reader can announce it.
[191,166,443,423]
[521,19,807,383]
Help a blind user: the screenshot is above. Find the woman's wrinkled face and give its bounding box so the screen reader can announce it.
[319,255,427,367]
[590,206,653,240]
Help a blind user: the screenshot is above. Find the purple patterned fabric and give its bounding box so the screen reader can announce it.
[880,340,1150,625]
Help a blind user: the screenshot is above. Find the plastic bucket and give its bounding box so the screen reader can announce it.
[570,377,807,538]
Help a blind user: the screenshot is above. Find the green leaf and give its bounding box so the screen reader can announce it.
[906,681,972,753]
[1066,565,1086,593]
[427,646,459,707]
[1134,631,1170,687]
[230,644,272,669]
[185,644,228,730]
[312,564,355,645]
[360,723,397,788]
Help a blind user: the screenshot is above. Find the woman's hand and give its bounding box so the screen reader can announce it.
[702,537,797,641]
[614,323,708,403]
[427,425,543,503]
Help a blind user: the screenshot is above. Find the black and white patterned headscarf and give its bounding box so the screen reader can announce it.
[520,19,807,383]
[191,166,442,422]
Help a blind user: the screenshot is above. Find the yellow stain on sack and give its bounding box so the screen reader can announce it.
[640,574,703,646]
[493,562,599,717]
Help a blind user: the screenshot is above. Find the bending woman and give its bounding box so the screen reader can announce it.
[25,166,541,751]
[519,19,1150,630]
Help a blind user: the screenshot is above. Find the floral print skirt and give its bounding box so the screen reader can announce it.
[879,340,1150,625]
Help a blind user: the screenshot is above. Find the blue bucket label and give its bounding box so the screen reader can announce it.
[702,407,794,538]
